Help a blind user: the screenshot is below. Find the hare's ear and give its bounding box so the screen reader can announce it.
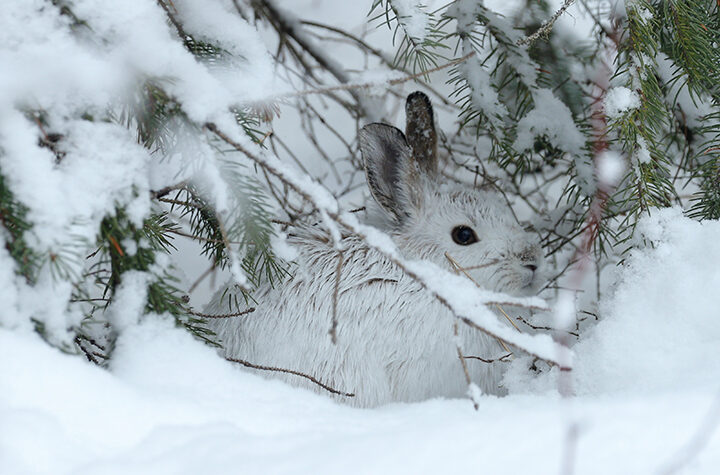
[359,123,416,222]
[405,91,438,177]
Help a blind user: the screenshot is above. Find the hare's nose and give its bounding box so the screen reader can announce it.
[524,264,538,273]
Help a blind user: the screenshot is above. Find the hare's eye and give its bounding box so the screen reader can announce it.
[451,226,478,245]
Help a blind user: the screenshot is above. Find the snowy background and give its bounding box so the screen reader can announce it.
[2,1,720,474]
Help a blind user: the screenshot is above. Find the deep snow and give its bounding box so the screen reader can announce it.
[3,211,720,474]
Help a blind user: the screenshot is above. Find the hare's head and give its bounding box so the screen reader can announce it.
[359,92,544,296]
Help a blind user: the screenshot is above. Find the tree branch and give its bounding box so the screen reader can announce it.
[226,356,355,397]
[517,0,576,46]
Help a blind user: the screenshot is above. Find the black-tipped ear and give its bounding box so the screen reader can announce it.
[405,91,438,176]
[358,123,415,222]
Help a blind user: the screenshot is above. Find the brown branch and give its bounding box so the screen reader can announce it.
[462,353,513,364]
[156,0,189,41]
[226,356,355,397]
[515,315,579,338]
[188,307,255,319]
[150,181,189,199]
[253,0,368,114]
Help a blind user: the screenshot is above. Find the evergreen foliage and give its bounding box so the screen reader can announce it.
[0,173,41,283]
[375,0,719,252]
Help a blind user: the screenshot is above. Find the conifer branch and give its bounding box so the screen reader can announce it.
[517,0,576,46]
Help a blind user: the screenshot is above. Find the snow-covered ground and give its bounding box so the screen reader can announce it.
[3,210,720,475]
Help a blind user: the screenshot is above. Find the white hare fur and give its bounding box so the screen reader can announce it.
[206,92,544,407]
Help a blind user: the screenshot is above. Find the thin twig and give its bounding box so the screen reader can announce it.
[188,307,255,319]
[515,315,579,338]
[226,356,355,397]
[156,0,189,41]
[150,180,188,199]
[254,0,369,114]
[276,51,476,100]
[166,227,251,246]
[462,353,513,364]
[188,262,217,294]
[156,197,204,210]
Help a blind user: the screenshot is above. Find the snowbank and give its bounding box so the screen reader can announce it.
[3,211,720,474]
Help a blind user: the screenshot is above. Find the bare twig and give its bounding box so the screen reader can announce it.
[188,262,217,294]
[166,227,251,246]
[254,0,370,114]
[515,315,579,338]
[150,181,188,199]
[277,51,476,100]
[156,197,204,210]
[462,353,513,364]
[188,307,255,319]
[226,356,355,397]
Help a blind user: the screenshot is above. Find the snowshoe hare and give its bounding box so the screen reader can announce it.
[206,92,544,407]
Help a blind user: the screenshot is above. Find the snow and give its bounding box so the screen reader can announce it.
[572,209,720,396]
[635,135,652,164]
[390,0,430,40]
[3,211,720,473]
[656,53,717,129]
[457,53,509,130]
[110,271,150,331]
[627,0,655,22]
[604,86,640,119]
[514,88,585,155]
[270,231,299,261]
[596,150,625,186]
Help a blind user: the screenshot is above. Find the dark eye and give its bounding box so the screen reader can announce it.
[451,226,478,245]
